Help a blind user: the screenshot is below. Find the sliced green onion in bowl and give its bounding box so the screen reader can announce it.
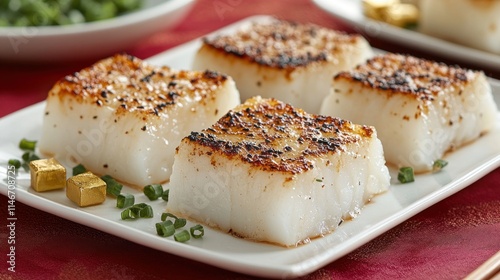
[398,167,415,183]
[174,230,191,243]
[190,224,204,239]
[144,184,163,200]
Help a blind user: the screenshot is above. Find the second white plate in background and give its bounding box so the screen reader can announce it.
[313,0,500,69]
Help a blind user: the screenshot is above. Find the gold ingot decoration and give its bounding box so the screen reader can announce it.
[66,172,106,207]
[383,3,419,28]
[363,0,419,28]
[30,158,66,192]
[363,0,399,21]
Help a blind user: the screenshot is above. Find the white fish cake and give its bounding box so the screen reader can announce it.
[320,53,498,172]
[192,18,373,114]
[38,54,240,187]
[419,0,500,54]
[167,96,390,247]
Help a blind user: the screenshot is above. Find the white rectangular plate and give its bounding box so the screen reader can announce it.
[1,16,500,279]
[312,0,500,69]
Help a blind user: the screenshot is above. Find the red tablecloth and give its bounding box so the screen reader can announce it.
[1,1,499,279]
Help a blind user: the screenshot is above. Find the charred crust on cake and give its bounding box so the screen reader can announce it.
[53,53,228,118]
[202,19,362,69]
[335,53,479,101]
[186,98,374,174]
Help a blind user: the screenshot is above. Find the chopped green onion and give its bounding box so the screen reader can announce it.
[315,178,323,182]
[116,194,135,209]
[432,159,448,172]
[101,175,123,197]
[0,0,144,27]
[190,224,204,239]
[121,203,152,220]
[72,164,87,176]
[22,152,29,162]
[174,230,191,243]
[174,218,186,229]
[161,212,177,222]
[121,208,138,220]
[19,138,37,151]
[129,203,148,216]
[143,184,163,200]
[155,220,175,237]
[162,189,169,202]
[22,151,39,162]
[398,167,415,183]
[8,159,21,170]
[161,212,186,229]
[133,202,149,208]
[21,151,39,172]
[139,205,154,218]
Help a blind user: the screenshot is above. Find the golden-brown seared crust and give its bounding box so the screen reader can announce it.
[335,53,479,101]
[51,53,227,117]
[186,97,374,174]
[202,19,362,69]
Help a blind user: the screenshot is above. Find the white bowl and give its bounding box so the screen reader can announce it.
[0,0,195,63]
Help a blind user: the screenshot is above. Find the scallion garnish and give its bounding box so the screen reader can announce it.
[174,218,186,229]
[101,175,123,197]
[116,193,135,209]
[398,167,415,183]
[432,159,448,172]
[161,212,185,229]
[21,151,40,172]
[139,205,154,218]
[161,212,176,222]
[130,203,148,216]
[174,230,190,243]
[121,208,138,220]
[143,184,163,200]
[190,224,204,239]
[162,189,169,202]
[22,151,39,162]
[133,202,149,208]
[72,164,87,176]
[8,159,21,170]
[19,138,37,151]
[155,220,175,237]
[121,203,152,220]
